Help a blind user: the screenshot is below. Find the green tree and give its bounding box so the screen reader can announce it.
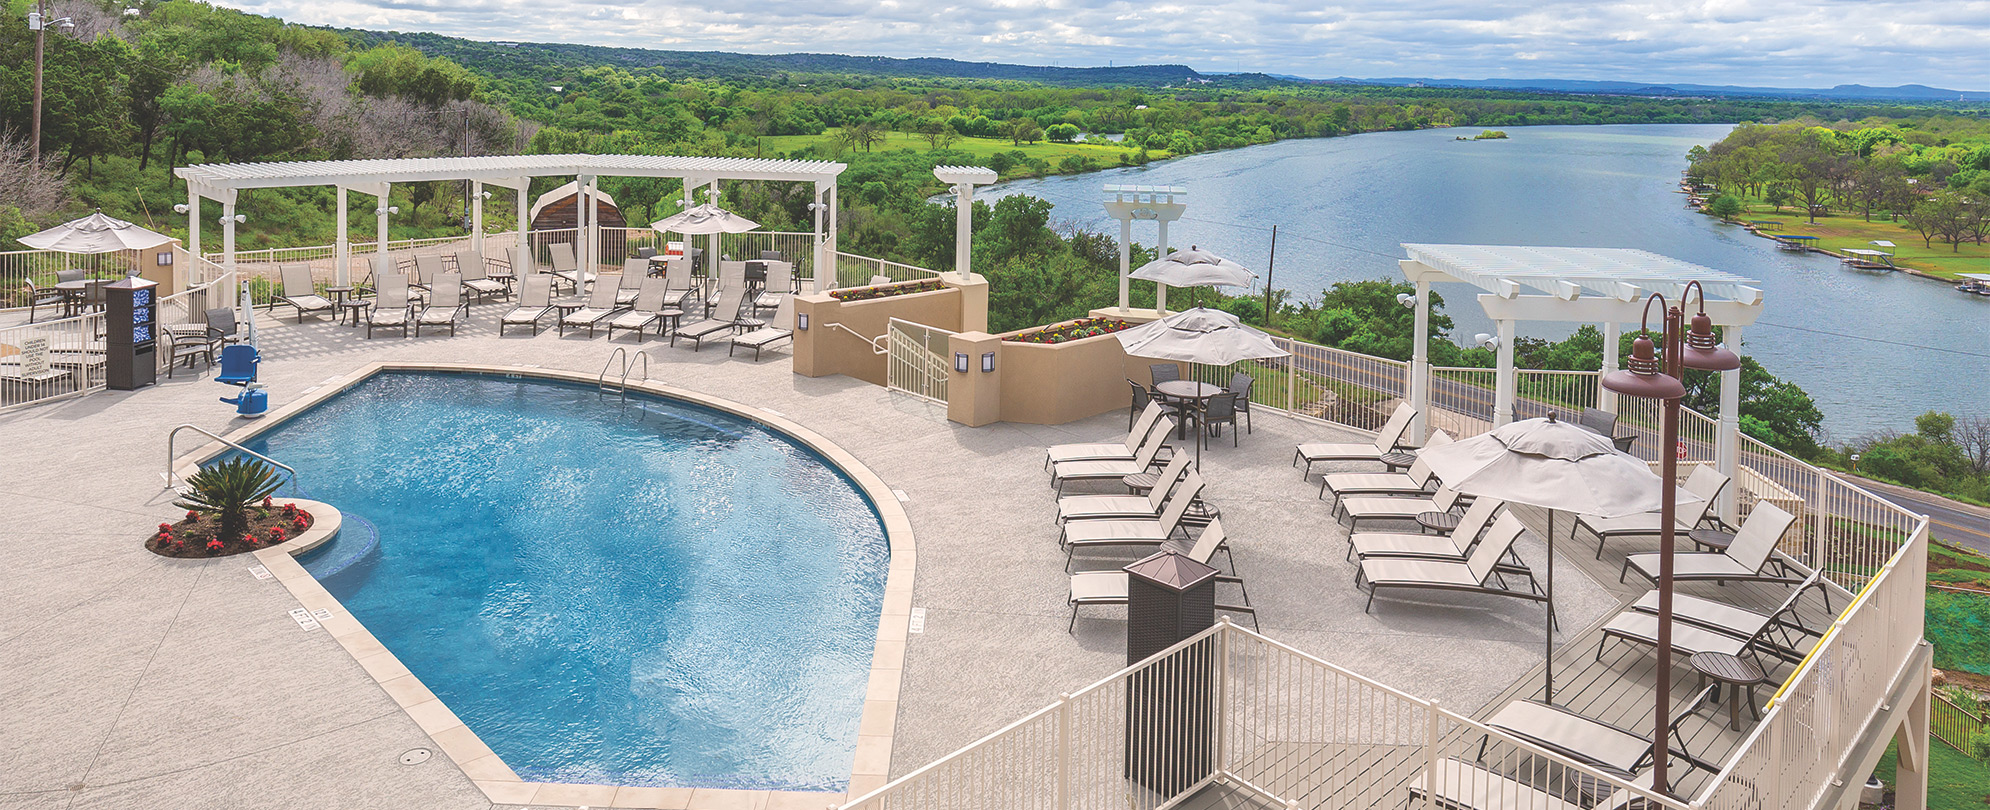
[1009,120,1043,145]
[1705,194,1744,220]
[1045,123,1080,143]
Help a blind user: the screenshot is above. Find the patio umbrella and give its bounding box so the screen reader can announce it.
[1130,246,1255,311]
[1115,307,1289,366]
[19,210,176,254]
[650,203,760,235]
[1416,414,1702,701]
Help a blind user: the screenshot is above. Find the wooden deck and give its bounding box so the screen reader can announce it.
[1483,504,1851,800]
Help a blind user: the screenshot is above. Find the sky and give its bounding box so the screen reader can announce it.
[222,0,1990,89]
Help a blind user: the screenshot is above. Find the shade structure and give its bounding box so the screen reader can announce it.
[1130,246,1256,289]
[1415,415,1701,700]
[19,211,176,254]
[650,203,760,235]
[1115,307,1291,366]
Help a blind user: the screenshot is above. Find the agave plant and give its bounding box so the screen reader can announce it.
[174,457,286,543]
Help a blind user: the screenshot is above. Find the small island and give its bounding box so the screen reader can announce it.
[1456,129,1511,140]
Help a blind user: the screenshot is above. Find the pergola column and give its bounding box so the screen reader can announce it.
[1409,278,1431,443]
[375,183,393,276]
[1155,218,1171,314]
[516,183,531,266]
[334,186,349,286]
[828,184,840,280]
[470,180,484,254]
[706,179,721,276]
[586,174,602,283]
[1117,218,1132,311]
[574,174,590,284]
[1493,318,1516,427]
[811,181,827,292]
[1716,326,1744,524]
[221,198,239,305]
[1600,321,1621,413]
[186,187,200,280]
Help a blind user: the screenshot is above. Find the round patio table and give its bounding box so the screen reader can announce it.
[1689,527,1736,553]
[1416,511,1461,535]
[1690,651,1766,731]
[1154,380,1223,439]
[53,279,107,317]
[337,299,371,327]
[1379,451,1419,472]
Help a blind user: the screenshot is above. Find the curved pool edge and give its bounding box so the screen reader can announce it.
[192,361,914,809]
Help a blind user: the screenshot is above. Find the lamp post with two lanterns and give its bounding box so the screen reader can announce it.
[1598,279,1741,795]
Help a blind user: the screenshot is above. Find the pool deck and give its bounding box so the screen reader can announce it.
[0,312,1629,810]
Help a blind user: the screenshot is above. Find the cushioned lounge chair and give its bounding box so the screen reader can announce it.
[560,280,624,337]
[1294,402,1415,477]
[611,260,647,306]
[1319,431,1454,503]
[548,242,582,294]
[275,264,333,323]
[659,259,697,310]
[1056,452,1193,524]
[499,275,555,336]
[1068,518,1253,631]
[730,295,796,359]
[1620,502,1807,588]
[1357,513,1547,616]
[672,286,747,350]
[414,272,467,336]
[1047,402,1170,469]
[1048,417,1175,495]
[1599,572,1825,667]
[1347,496,1505,561]
[412,253,447,293]
[365,273,413,338]
[1060,472,1206,560]
[607,277,671,340]
[754,261,792,313]
[454,248,507,302]
[1578,465,1730,559]
[1337,485,1462,528]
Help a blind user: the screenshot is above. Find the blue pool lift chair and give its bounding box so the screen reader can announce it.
[215,344,260,386]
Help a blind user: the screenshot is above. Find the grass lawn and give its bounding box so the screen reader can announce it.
[1874,738,1990,809]
[1724,203,1990,280]
[756,129,1166,174]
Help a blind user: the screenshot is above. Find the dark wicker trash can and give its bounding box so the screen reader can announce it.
[1123,551,1219,796]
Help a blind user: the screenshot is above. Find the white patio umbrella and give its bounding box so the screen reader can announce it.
[19,210,176,254]
[1130,245,1255,312]
[1416,415,1702,701]
[650,203,760,235]
[1115,307,1289,366]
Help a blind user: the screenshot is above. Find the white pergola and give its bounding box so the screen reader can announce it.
[1399,244,1765,517]
[174,154,848,291]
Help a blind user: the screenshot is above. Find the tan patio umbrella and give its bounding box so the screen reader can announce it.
[19,210,176,254]
[1416,414,1702,701]
[1114,307,1289,366]
[650,203,760,235]
[1130,246,1256,313]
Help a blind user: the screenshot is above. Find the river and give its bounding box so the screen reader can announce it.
[985,123,1986,440]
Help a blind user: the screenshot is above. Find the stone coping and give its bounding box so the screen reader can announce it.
[190,361,915,809]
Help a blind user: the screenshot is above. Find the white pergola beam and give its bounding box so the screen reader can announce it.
[1477,294,1764,326]
[178,155,846,192]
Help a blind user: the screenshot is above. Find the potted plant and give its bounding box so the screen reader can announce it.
[173,458,286,544]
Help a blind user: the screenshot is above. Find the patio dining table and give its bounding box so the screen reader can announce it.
[1154,380,1223,440]
[52,279,110,317]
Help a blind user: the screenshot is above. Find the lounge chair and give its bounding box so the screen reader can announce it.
[1046,402,1170,469]
[365,273,413,338]
[559,280,624,337]
[1577,465,1730,559]
[1294,402,1415,477]
[1060,473,1207,568]
[753,261,792,313]
[1357,512,1547,615]
[1347,496,1505,561]
[1337,485,1462,529]
[412,253,447,293]
[508,246,539,287]
[1048,417,1176,495]
[730,296,796,359]
[499,275,555,336]
[1599,572,1827,667]
[1481,688,1718,781]
[415,272,467,336]
[673,285,747,350]
[1620,502,1806,588]
[275,264,332,322]
[1410,758,1662,810]
[607,277,671,340]
[1318,431,1453,503]
[548,242,583,294]
[1056,452,1194,524]
[610,260,646,306]
[659,258,697,310]
[454,248,507,302]
[1068,518,1253,631]
[706,260,747,317]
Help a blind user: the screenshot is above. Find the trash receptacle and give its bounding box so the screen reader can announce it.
[1123,550,1219,795]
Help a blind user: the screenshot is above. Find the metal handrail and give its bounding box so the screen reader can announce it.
[596,348,649,400]
[824,322,889,355]
[164,424,298,492]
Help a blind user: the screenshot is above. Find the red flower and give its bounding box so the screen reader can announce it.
[185,510,199,522]
[262,496,276,509]
[171,539,186,550]
[206,539,225,551]
[158,522,173,532]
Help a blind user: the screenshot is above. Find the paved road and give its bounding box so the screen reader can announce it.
[1840,475,1990,556]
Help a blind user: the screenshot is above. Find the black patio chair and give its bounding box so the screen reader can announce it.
[1579,407,1638,453]
[1150,363,1181,386]
[22,279,65,323]
[1127,379,1180,430]
[1202,392,1241,447]
[1228,372,1255,433]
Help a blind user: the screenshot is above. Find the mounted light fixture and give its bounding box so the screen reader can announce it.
[981,352,996,373]
[172,203,189,214]
[221,214,246,224]
[796,313,809,331]
[376,206,399,215]
[1473,333,1499,350]
[1396,292,1417,309]
[954,352,970,374]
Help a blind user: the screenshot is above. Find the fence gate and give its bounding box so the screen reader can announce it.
[886,317,953,404]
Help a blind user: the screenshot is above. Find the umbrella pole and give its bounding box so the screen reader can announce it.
[1545,509,1555,703]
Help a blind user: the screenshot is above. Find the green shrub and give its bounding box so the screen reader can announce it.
[174,458,286,542]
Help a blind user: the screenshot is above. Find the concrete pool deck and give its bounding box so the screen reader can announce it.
[0,313,1624,810]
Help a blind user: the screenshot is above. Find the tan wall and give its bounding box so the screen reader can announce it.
[792,286,964,386]
[993,327,1142,426]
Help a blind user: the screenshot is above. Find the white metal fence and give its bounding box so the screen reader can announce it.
[1,261,231,411]
[886,317,954,404]
[838,252,944,289]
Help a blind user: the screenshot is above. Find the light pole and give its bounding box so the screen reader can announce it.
[27,0,76,163]
[1598,280,1739,795]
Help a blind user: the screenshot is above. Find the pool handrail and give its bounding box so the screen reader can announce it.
[164,423,299,493]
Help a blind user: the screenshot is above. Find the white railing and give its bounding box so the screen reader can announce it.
[886,317,954,404]
[1,263,230,411]
[837,251,944,289]
[841,622,1685,810]
[1,248,151,310]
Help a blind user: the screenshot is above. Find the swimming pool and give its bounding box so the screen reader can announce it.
[240,371,889,791]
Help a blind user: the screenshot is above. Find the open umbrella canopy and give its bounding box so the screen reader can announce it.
[1115,307,1290,366]
[1129,246,1256,289]
[650,203,760,235]
[1417,416,1699,519]
[19,211,176,254]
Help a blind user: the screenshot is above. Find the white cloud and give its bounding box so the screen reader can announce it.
[222,0,1990,88]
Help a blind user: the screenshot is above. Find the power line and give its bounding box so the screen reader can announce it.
[1177,215,1402,260]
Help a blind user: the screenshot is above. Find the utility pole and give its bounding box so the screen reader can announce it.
[29,0,73,163]
[1263,224,1278,326]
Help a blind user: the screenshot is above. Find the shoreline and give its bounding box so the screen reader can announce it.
[1682,189,1965,288]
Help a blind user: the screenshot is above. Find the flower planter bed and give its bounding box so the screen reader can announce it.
[146,497,315,558]
[829,278,946,301]
[1004,317,1133,345]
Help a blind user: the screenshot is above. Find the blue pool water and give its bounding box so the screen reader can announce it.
[241,371,888,790]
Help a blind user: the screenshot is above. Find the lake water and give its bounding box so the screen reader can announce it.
[987,124,1987,439]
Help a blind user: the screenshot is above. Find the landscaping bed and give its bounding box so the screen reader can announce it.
[147,497,314,558]
[829,278,947,301]
[1003,316,1133,344]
